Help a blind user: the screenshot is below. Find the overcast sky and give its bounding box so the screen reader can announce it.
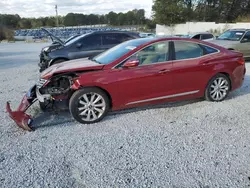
[0,0,153,18]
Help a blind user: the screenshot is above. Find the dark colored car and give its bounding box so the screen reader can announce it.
[7,37,245,131]
[39,30,141,72]
[39,28,81,71]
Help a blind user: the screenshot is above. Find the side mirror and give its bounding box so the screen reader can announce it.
[123,59,139,68]
[76,43,82,48]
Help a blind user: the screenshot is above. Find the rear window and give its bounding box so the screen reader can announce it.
[201,45,219,54]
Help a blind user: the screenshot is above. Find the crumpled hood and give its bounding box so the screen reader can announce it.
[209,39,239,48]
[40,58,104,79]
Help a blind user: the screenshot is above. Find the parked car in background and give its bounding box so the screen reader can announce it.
[180,32,214,41]
[209,29,250,58]
[39,30,141,72]
[40,28,81,70]
[7,37,245,131]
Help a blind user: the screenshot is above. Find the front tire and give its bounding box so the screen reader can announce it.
[69,88,110,124]
[205,73,230,102]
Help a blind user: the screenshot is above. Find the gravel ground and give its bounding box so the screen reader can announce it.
[0,42,250,187]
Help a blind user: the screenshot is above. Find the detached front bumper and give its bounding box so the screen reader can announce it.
[6,85,37,131]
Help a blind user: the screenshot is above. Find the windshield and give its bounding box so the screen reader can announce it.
[64,33,91,46]
[217,30,245,41]
[93,38,154,65]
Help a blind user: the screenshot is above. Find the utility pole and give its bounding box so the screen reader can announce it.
[55,4,58,27]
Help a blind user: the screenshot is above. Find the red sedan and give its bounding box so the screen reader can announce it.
[6,37,246,131]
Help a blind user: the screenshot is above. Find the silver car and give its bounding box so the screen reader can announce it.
[209,29,250,58]
[180,32,215,41]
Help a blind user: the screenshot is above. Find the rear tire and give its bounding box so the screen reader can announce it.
[69,88,110,124]
[205,73,230,102]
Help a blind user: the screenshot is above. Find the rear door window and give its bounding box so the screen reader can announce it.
[174,41,204,60]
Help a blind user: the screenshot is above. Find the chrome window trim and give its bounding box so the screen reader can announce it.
[126,90,200,105]
[112,40,221,69]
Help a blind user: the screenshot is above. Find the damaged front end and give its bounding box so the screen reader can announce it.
[6,85,37,131]
[6,75,76,131]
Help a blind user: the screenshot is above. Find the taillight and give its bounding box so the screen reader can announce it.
[237,57,245,65]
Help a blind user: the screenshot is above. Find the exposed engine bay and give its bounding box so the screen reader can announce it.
[6,74,79,131]
[39,76,73,96]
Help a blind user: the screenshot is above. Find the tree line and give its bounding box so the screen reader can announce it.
[1,0,250,33]
[152,0,250,25]
[0,9,150,30]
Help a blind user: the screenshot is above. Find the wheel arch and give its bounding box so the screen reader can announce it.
[72,86,113,108]
[217,72,232,90]
[204,72,232,101]
[205,72,232,92]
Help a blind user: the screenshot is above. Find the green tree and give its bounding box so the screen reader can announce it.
[106,11,117,25]
[64,13,77,26]
[0,14,21,28]
[152,0,186,25]
[18,19,32,29]
[134,9,146,25]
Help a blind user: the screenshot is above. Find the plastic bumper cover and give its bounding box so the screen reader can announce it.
[6,85,37,131]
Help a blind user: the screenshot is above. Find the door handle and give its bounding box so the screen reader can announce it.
[158,69,170,74]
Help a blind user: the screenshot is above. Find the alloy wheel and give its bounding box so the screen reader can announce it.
[77,92,106,122]
[209,77,229,101]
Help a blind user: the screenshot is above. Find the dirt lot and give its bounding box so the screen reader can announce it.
[0,42,250,187]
